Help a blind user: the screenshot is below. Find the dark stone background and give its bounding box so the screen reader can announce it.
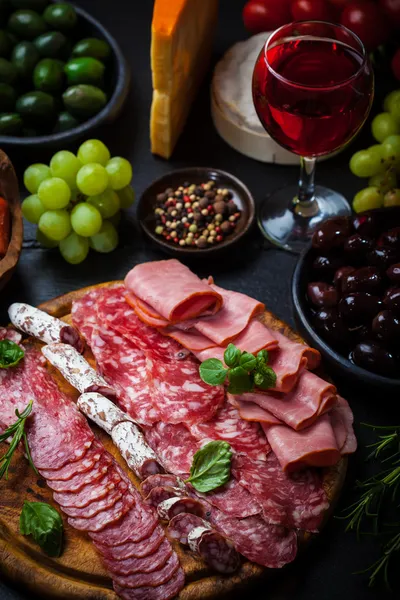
[0,1,397,599]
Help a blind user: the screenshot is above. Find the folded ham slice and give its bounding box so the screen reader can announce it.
[229,370,337,432]
[268,332,321,393]
[125,259,223,323]
[330,396,357,455]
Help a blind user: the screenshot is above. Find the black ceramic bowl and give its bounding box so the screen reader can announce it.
[292,208,400,392]
[138,167,256,257]
[0,2,130,148]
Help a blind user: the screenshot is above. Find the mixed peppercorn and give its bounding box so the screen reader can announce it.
[154,180,242,248]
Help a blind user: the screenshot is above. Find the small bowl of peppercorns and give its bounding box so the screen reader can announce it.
[138,167,255,256]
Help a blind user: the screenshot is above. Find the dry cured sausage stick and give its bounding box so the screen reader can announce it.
[77,392,135,435]
[188,527,240,574]
[9,303,84,352]
[42,343,116,400]
[111,421,164,479]
[157,497,206,520]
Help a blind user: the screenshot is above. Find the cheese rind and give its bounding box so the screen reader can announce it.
[150,0,219,159]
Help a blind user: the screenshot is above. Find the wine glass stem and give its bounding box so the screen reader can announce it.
[293,156,319,218]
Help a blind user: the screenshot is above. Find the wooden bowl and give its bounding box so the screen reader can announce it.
[0,2,130,149]
[138,167,256,257]
[0,149,22,290]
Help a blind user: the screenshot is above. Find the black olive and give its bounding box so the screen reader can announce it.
[344,234,373,259]
[338,293,382,326]
[312,217,352,251]
[384,287,400,313]
[352,214,375,237]
[342,266,382,294]
[307,282,338,308]
[314,308,348,346]
[367,247,400,269]
[351,341,397,376]
[372,310,400,343]
[333,266,355,291]
[378,227,400,249]
[312,254,343,275]
[387,263,400,283]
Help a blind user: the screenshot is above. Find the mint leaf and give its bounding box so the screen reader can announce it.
[199,358,227,386]
[227,366,254,394]
[239,352,257,372]
[255,366,277,390]
[185,441,232,493]
[20,501,63,557]
[0,340,24,369]
[224,343,241,368]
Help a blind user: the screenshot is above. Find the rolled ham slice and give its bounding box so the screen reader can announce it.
[268,331,321,393]
[124,259,223,323]
[262,415,341,473]
[330,396,357,455]
[229,370,337,432]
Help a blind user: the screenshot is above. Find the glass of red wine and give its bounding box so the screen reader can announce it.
[253,21,374,253]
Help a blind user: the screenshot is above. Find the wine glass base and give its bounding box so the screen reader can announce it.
[257,185,351,254]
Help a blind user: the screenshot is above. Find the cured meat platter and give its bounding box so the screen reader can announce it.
[0,280,347,600]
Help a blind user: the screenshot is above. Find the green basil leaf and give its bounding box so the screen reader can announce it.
[223,343,241,368]
[227,366,254,394]
[0,340,24,369]
[20,501,63,557]
[199,358,227,386]
[255,366,277,390]
[253,371,264,387]
[257,349,269,365]
[185,441,232,492]
[239,352,257,372]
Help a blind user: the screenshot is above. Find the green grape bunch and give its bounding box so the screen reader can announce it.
[22,139,135,264]
[349,89,400,214]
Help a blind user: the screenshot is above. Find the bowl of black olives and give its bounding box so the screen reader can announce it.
[292,208,400,390]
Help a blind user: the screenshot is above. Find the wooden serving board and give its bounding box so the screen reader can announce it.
[0,282,347,600]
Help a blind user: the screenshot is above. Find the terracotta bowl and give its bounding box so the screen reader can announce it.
[138,167,256,257]
[0,149,22,290]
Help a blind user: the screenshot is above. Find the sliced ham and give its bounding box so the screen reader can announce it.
[126,294,170,328]
[124,259,223,323]
[268,331,321,393]
[229,370,337,431]
[331,396,357,454]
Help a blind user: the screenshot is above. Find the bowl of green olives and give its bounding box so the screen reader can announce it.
[0,1,130,147]
[292,208,400,391]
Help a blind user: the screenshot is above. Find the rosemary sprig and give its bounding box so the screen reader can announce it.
[0,401,38,480]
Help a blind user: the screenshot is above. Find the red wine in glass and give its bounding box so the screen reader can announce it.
[253,22,374,252]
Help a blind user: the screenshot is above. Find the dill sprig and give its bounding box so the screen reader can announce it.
[0,401,38,480]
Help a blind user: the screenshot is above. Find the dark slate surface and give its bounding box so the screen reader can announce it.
[0,1,397,600]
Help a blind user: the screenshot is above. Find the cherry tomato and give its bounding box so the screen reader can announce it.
[392,49,400,81]
[379,0,400,27]
[341,1,390,50]
[291,0,335,21]
[242,0,291,34]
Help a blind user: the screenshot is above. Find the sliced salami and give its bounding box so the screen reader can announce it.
[102,538,172,576]
[188,528,240,574]
[211,511,297,569]
[59,479,128,518]
[157,497,206,520]
[46,453,112,493]
[39,440,104,481]
[144,423,199,475]
[71,288,103,342]
[0,326,22,344]
[53,468,123,508]
[113,551,180,589]
[193,478,261,519]
[90,501,158,546]
[167,513,211,546]
[95,525,165,561]
[189,402,270,462]
[145,486,185,509]
[232,453,329,531]
[68,491,136,532]
[113,567,185,600]
[140,474,184,499]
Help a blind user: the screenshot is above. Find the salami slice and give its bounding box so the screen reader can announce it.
[189,402,270,462]
[167,513,211,546]
[0,326,22,344]
[90,501,158,546]
[211,511,297,569]
[232,453,329,531]
[145,486,185,509]
[39,440,104,481]
[113,551,180,589]
[140,474,184,499]
[102,538,172,576]
[90,326,160,425]
[113,567,185,600]
[60,479,128,518]
[46,453,112,493]
[71,288,103,342]
[144,423,199,475]
[53,468,123,508]
[193,478,261,519]
[157,497,206,520]
[188,528,240,574]
[68,491,136,532]
[95,525,165,561]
